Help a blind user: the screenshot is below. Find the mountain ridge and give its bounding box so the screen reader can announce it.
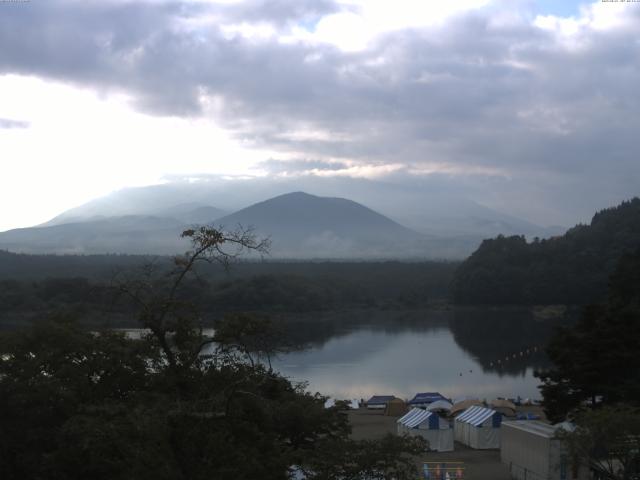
[0,192,444,258]
[214,191,428,258]
[30,178,559,240]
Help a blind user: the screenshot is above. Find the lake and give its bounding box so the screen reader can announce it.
[269,307,568,402]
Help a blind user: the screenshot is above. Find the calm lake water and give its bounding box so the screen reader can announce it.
[269,308,568,402]
[121,307,569,402]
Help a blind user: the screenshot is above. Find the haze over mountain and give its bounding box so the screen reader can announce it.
[215,192,427,258]
[45,197,227,227]
[0,190,485,258]
[2,1,638,245]
[31,177,564,238]
[0,216,190,255]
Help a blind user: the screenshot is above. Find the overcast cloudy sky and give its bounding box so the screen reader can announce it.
[1,0,639,232]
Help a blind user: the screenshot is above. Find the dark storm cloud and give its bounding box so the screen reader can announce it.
[0,118,29,129]
[0,0,639,224]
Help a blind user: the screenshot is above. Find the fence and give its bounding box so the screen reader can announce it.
[423,462,465,479]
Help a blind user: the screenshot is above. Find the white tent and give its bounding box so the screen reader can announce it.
[454,405,502,449]
[324,398,360,409]
[397,408,454,452]
[426,399,453,413]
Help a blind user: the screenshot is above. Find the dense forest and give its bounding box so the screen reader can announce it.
[0,254,457,328]
[537,246,640,421]
[531,248,640,478]
[0,228,427,479]
[452,198,640,305]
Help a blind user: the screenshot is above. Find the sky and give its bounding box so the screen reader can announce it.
[1,0,639,232]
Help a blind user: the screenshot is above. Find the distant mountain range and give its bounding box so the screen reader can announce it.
[45,200,227,227]
[35,178,564,235]
[0,182,564,259]
[0,192,466,258]
[0,216,189,255]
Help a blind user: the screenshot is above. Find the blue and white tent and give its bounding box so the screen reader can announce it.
[408,392,447,407]
[454,405,502,449]
[397,408,454,452]
[366,395,396,409]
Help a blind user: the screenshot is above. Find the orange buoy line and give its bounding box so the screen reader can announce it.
[488,345,541,367]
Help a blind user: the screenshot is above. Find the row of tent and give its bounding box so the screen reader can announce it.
[366,393,519,417]
[396,415,587,480]
[397,405,503,452]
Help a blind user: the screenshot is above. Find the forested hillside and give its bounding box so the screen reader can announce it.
[0,253,457,328]
[452,198,640,305]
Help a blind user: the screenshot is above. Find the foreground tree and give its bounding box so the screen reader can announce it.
[303,434,426,480]
[557,406,640,480]
[0,225,424,479]
[535,249,640,479]
[536,248,640,422]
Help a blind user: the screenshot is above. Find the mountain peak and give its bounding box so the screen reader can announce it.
[265,191,340,203]
[279,191,314,198]
[214,192,425,258]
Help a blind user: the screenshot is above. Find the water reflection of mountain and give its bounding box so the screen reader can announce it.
[449,307,572,376]
[276,308,449,351]
[271,307,564,400]
[276,307,575,378]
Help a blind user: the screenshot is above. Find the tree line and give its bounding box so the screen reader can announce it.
[0,261,456,329]
[0,226,427,479]
[452,198,640,305]
[536,248,640,479]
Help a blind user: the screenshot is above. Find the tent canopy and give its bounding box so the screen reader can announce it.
[427,399,453,412]
[490,398,517,415]
[451,399,483,416]
[398,408,454,452]
[456,405,502,427]
[501,420,558,438]
[399,408,431,428]
[398,408,447,430]
[366,395,396,406]
[408,392,447,405]
[453,395,477,404]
